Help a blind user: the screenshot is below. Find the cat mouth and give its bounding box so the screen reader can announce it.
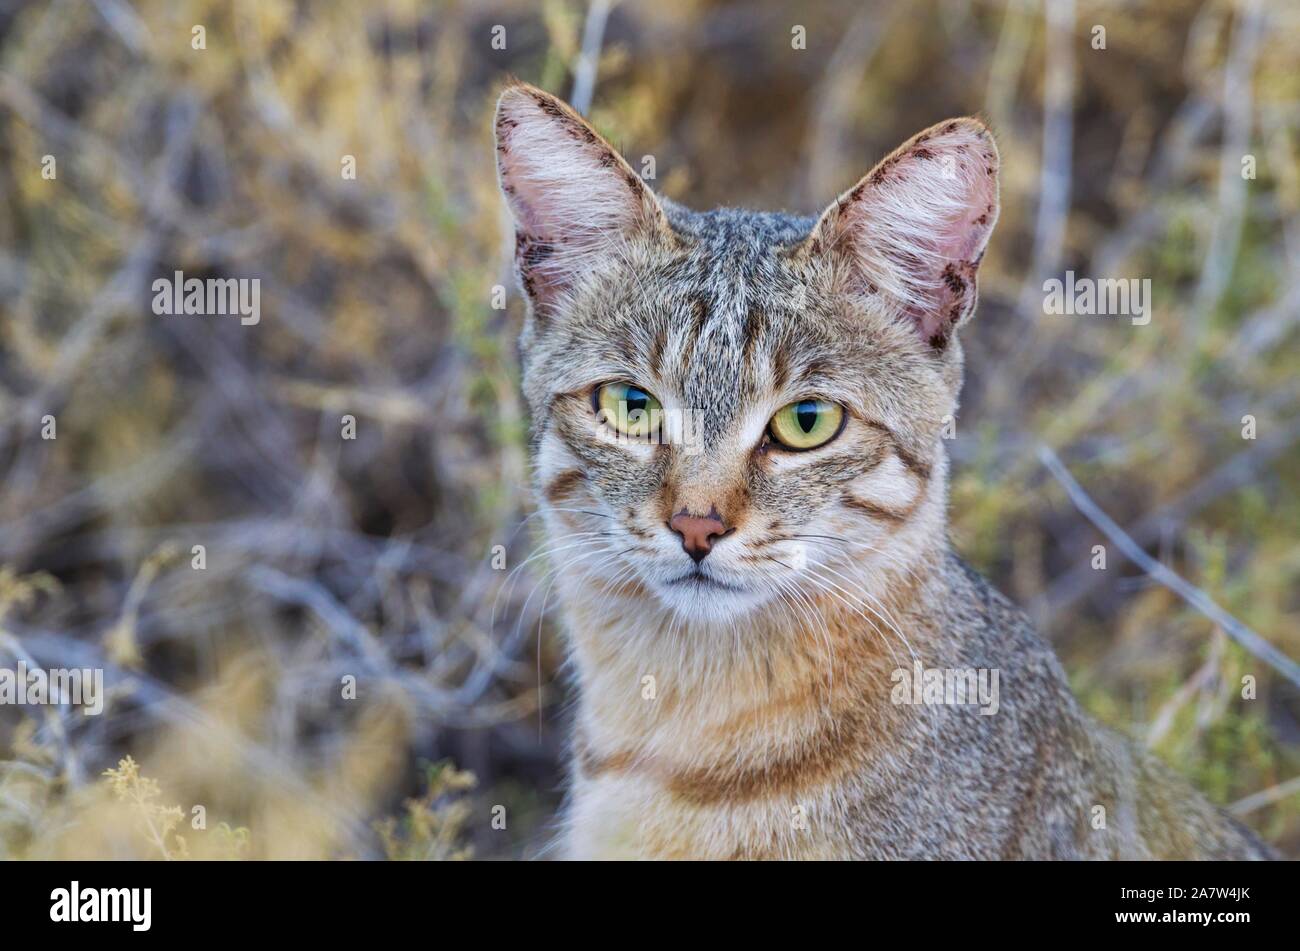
[666,570,746,593]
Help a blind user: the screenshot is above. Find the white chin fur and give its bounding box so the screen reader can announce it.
[648,575,774,624]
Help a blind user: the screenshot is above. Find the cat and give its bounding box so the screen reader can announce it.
[493,80,1273,860]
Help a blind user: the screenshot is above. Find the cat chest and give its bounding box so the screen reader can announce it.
[564,770,852,860]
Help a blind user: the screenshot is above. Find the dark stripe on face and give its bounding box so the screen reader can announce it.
[771,347,790,392]
[648,323,668,378]
[544,468,587,504]
[683,296,710,363]
[865,420,932,482]
[554,409,622,470]
[741,305,766,373]
[842,494,911,523]
[550,394,673,502]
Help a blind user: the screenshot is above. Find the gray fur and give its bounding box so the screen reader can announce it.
[494,83,1273,860]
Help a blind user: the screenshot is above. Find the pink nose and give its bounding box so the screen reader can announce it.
[668,506,729,563]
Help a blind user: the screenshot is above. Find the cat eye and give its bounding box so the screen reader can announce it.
[594,382,662,439]
[768,399,845,451]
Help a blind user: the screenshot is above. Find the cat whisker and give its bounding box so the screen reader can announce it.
[798,559,942,738]
[767,570,838,703]
[786,533,923,584]
[806,560,919,665]
[467,543,613,704]
[797,568,905,671]
[517,545,619,737]
[747,552,841,694]
[490,530,620,628]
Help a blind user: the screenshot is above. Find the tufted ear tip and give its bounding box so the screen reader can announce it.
[494,79,555,119]
[803,117,1000,350]
[493,83,668,314]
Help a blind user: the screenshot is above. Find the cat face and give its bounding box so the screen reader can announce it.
[495,83,998,624]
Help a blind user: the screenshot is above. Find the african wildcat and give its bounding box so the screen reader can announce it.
[493,81,1272,860]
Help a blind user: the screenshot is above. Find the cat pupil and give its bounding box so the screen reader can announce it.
[625,386,647,412]
[796,401,818,433]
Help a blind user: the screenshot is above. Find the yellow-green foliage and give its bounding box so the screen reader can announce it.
[102,756,190,860]
[376,760,477,862]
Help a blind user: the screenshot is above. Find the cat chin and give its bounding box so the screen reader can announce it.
[649,575,774,623]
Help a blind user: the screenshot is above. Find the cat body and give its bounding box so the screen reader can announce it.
[561,546,1268,859]
[493,81,1271,860]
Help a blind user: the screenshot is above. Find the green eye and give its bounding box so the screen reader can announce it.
[768,399,844,450]
[595,382,662,438]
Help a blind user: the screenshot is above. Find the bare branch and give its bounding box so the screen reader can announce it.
[1037,445,1300,690]
[569,0,615,117]
[1231,774,1300,816]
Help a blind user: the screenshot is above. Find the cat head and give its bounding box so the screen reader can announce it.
[494,82,998,625]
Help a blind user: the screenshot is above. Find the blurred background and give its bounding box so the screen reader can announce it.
[0,0,1296,860]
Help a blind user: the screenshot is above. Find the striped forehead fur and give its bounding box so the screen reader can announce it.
[490,83,1272,864]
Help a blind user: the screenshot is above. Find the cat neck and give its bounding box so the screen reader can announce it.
[556,520,953,758]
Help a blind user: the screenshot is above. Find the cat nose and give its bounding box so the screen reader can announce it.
[668,506,730,563]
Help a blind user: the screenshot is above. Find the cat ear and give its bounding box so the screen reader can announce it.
[803,118,999,350]
[494,82,670,311]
